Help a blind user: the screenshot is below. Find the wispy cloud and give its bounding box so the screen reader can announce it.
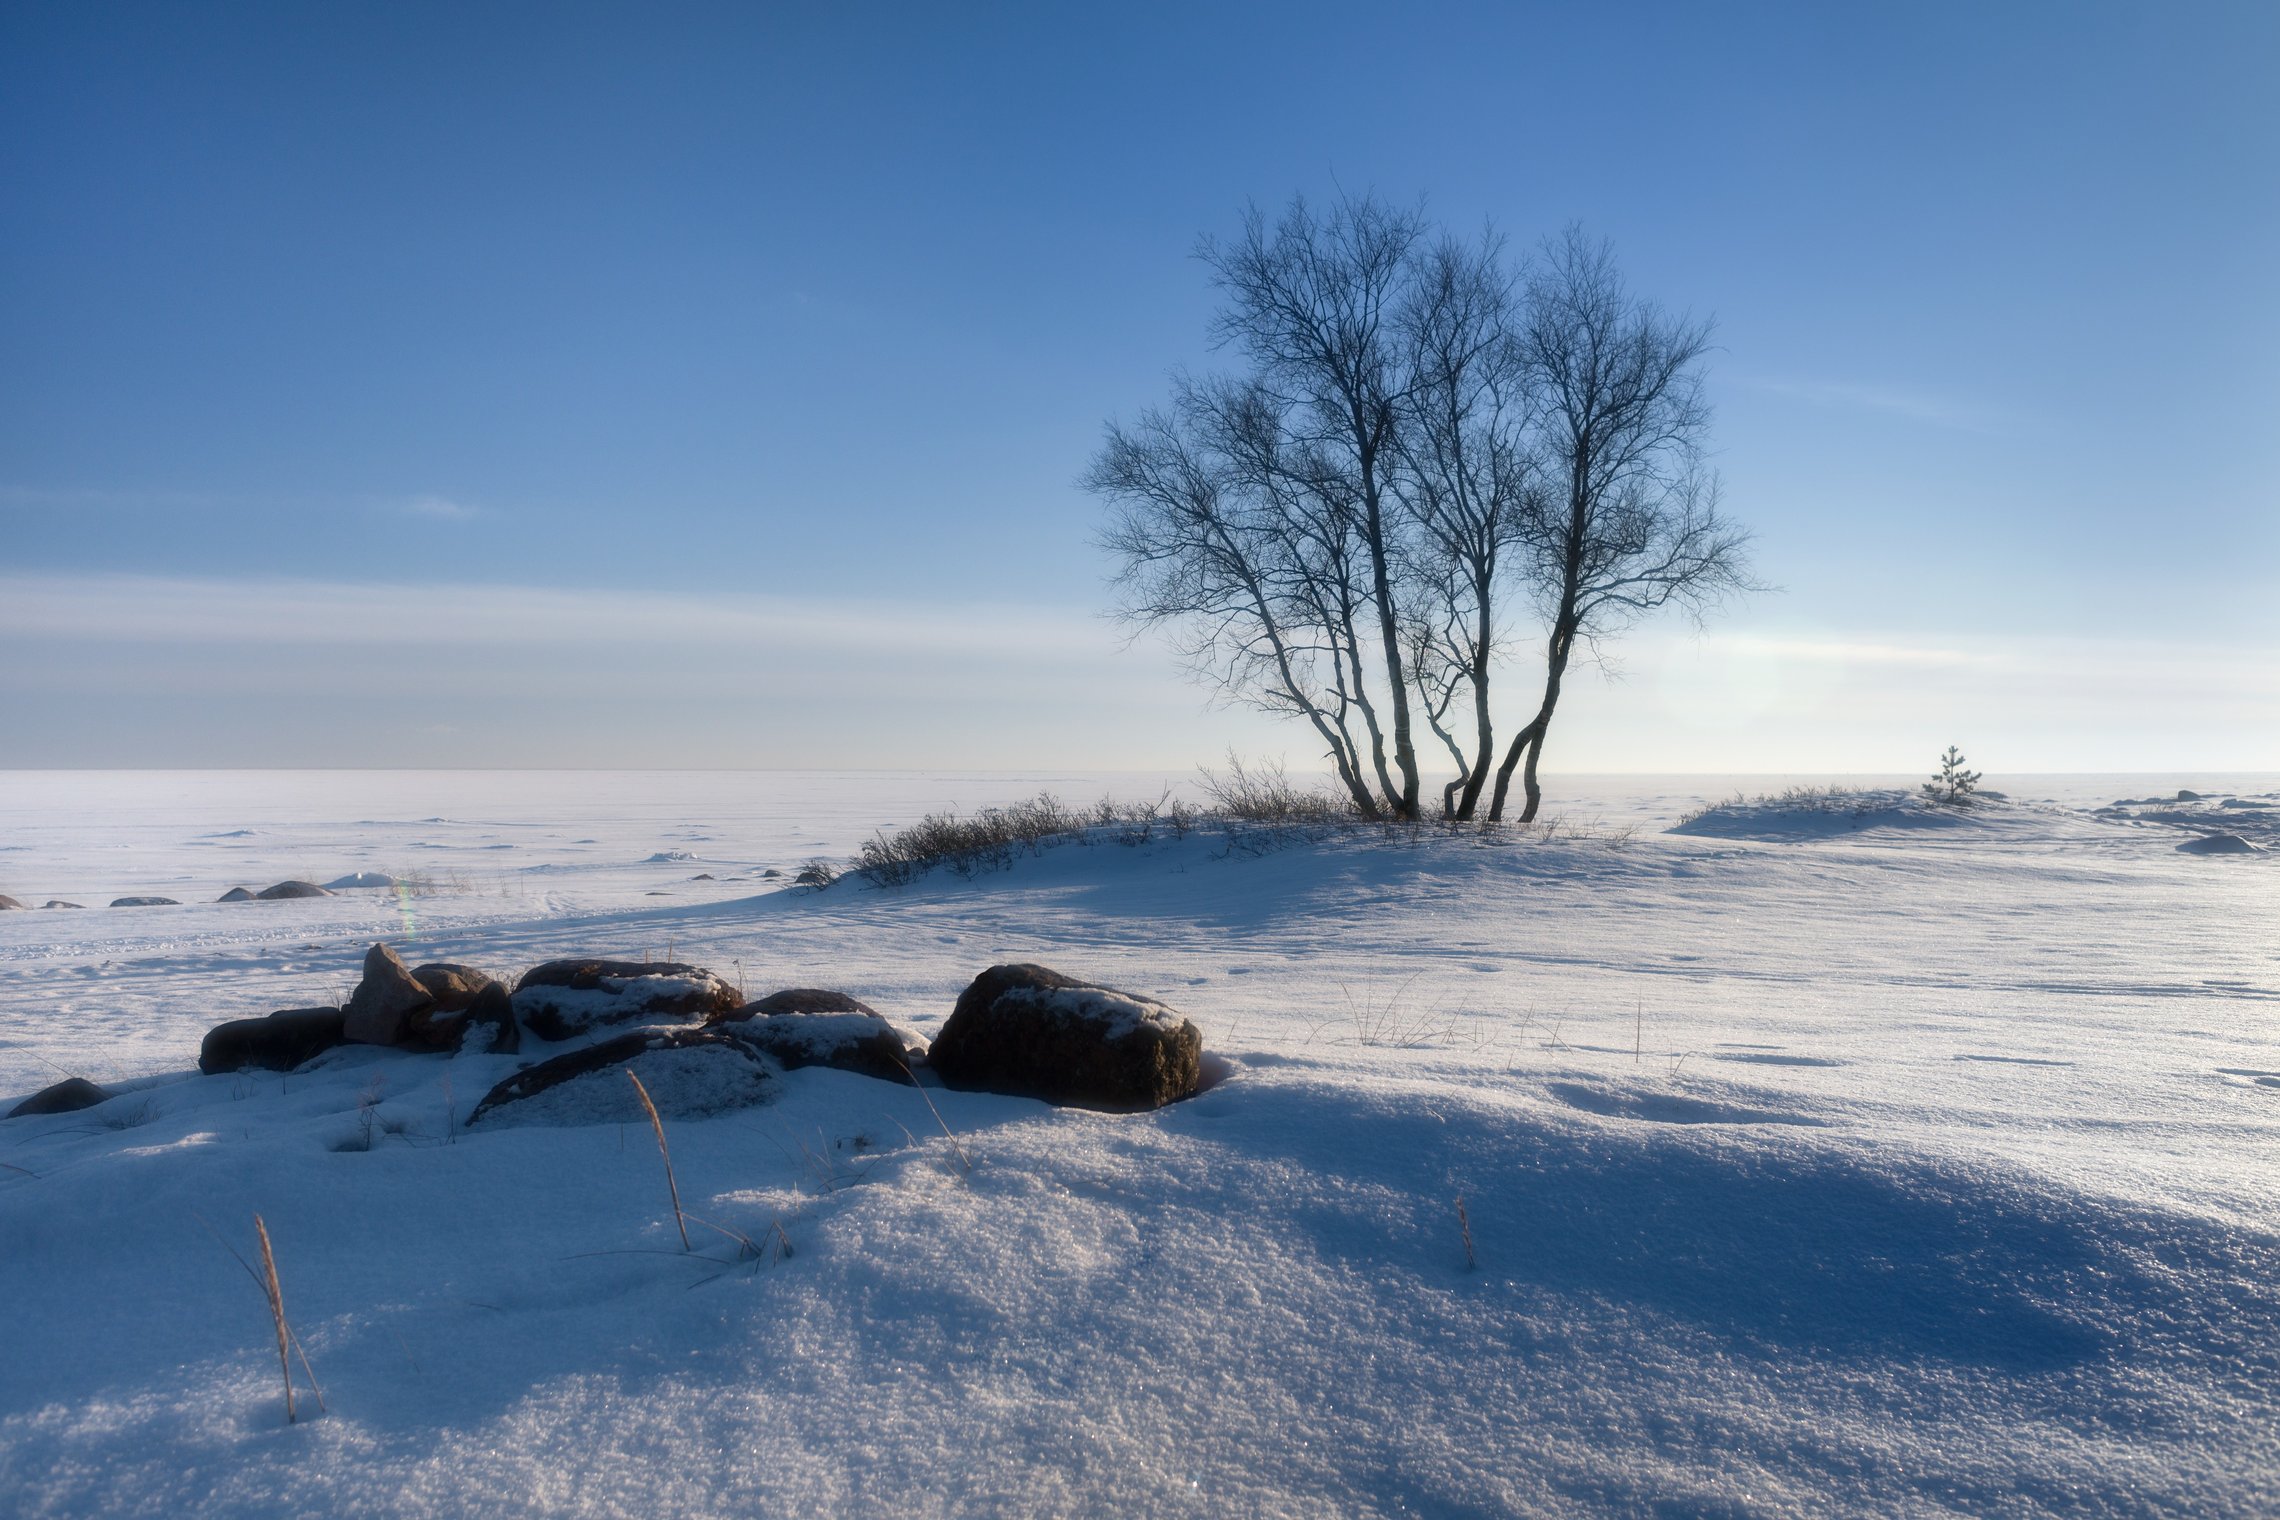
[399,493,481,522]
[1733,376,1999,434]
[0,572,1113,663]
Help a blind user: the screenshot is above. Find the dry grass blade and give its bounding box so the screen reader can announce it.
[1455,1196,1478,1272]
[196,1212,323,1424]
[625,1070,691,1250]
[891,1058,971,1174]
[253,1215,323,1420]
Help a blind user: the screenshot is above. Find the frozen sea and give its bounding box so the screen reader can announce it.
[2,768,2276,1517]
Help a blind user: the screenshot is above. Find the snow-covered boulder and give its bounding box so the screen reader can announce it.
[256,879,333,900]
[0,895,24,911]
[929,963,1203,1110]
[41,900,82,909]
[216,887,256,903]
[344,942,434,1045]
[716,989,926,1083]
[466,1026,776,1127]
[2178,833,2258,855]
[7,1077,108,1119]
[110,896,178,907]
[738,988,875,1017]
[198,1007,346,1074]
[511,958,741,1042]
[324,871,397,889]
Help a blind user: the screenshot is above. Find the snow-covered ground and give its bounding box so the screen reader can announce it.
[2,770,2277,1517]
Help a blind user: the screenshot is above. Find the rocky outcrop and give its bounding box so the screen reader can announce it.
[41,901,83,909]
[715,989,924,1083]
[110,897,179,907]
[256,880,333,900]
[928,963,1202,1110]
[7,1077,109,1118]
[199,1008,347,1074]
[0,895,25,911]
[466,1026,775,1126]
[344,942,434,1045]
[510,959,741,1041]
[217,887,257,903]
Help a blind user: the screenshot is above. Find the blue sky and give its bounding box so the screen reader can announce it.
[3,1,2275,771]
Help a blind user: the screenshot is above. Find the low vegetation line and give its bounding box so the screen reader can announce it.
[845,756,1635,889]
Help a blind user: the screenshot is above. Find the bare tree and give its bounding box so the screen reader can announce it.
[1094,201,1754,827]
[1197,195,1433,819]
[1390,231,1539,819]
[1484,230,1755,823]
[1089,377,1388,817]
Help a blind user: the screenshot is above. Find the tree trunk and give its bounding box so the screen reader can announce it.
[1453,569,1497,821]
[1515,701,1555,824]
[1357,444,1422,820]
[1487,624,1572,822]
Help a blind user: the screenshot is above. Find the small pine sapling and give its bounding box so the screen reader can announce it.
[1922,746,1982,806]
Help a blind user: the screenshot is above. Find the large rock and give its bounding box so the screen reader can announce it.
[41,900,83,910]
[410,962,499,1012]
[410,980,520,1054]
[715,989,925,1083]
[464,982,521,1055]
[0,895,25,911]
[344,942,435,1045]
[7,1077,109,1118]
[511,958,741,1042]
[199,1007,347,1074]
[257,879,333,900]
[737,987,873,1017]
[217,887,257,903]
[929,964,1202,1110]
[466,1026,775,1127]
[110,897,179,907]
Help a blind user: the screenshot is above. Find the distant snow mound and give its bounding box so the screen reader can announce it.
[2103,791,2278,851]
[645,850,698,863]
[1669,787,1973,841]
[324,871,398,889]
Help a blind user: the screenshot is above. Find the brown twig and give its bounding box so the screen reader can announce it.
[1455,1196,1478,1271]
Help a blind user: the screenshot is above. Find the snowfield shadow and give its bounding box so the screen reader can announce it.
[1543,1079,1828,1127]
[1171,1080,2242,1375]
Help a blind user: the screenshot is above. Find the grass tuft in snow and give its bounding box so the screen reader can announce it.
[626,1070,691,1252]
[199,1213,325,1426]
